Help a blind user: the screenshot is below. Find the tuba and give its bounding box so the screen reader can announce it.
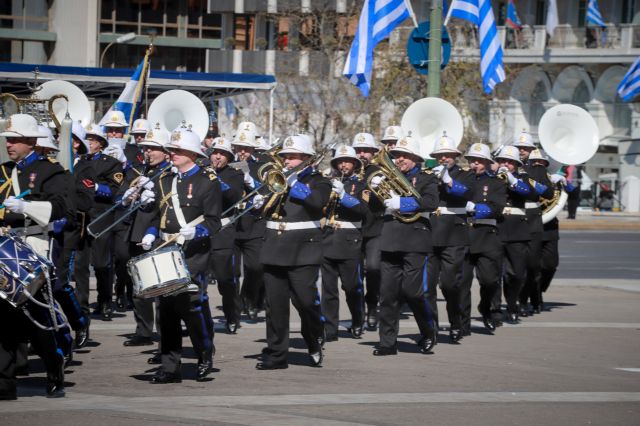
[401,97,463,159]
[148,90,209,140]
[366,148,422,223]
[538,104,599,223]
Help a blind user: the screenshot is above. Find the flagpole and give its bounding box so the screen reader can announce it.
[403,0,419,28]
[128,43,152,134]
[427,0,443,97]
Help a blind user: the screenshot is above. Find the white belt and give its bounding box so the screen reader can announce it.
[468,218,497,226]
[384,209,431,219]
[326,220,362,229]
[221,217,231,226]
[502,207,526,216]
[160,231,180,241]
[525,202,540,209]
[435,206,466,215]
[266,221,321,231]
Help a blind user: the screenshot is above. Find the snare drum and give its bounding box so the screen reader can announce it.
[128,246,191,299]
[0,235,52,307]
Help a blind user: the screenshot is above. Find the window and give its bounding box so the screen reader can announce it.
[578,0,587,27]
[535,0,547,26]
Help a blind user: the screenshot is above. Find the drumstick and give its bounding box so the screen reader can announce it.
[0,189,32,209]
[153,214,205,251]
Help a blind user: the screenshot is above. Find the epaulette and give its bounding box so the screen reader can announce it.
[422,169,434,174]
[47,157,59,164]
[203,168,218,181]
[462,167,470,172]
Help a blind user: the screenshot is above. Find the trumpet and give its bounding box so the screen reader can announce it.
[86,163,172,238]
[366,148,422,223]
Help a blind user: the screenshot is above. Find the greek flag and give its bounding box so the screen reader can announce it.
[98,58,148,132]
[617,57,640,102]
[586,0,605,28]
[445,0,505,94]
[343,0,412,97]
[506,0,522,30]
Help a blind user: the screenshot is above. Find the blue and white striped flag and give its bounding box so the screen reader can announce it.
[617,57,640,102]
[98,58,148,132]
[586,0,606,28]
[445,0,505,94]
[343,0,414,97]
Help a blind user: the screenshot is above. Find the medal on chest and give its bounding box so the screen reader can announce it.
[187,183,193,199]
[28,172,37,189]
[482,185,488,196]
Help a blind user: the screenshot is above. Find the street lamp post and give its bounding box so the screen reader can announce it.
[99,32,136,67]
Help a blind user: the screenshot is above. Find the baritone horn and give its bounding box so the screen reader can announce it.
[148,90,209,140]
[401,97,463,159]
[538,104,599,223]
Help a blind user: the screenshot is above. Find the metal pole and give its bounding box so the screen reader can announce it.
[427,0,443,97]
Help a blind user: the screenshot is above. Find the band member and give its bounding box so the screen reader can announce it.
[370,135,439,356]
[127,117,151,167]
[512,133,554,315]
[141,126,220,383]
[121,125,171,347]
[208,136,244,333]
[528,149,569,312]
[351,132,383,329]
[428,133,475,342]
[459,143,507,333]
[103,111,129,164]
[380,125,403,150]
[254,136,271,163]
[232,122,266,321]
[494,146,536,323]
[257,134,330,370]
[321,145,367,341]
[0,114,72,398]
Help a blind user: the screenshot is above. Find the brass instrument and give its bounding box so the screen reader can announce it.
[366,148,422,223]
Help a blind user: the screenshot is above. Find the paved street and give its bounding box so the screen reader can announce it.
[1,230,639,425]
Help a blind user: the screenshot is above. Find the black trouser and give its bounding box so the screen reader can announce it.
[75,232,114,309]
[379,251,436,349]
[460,247,502,332]
[210,248,242,325]
[427,245,465,330]
[498,241,529,314]
[321,256,364,338]
[262,264,323,365]
[361,235,381,312]
[520,232,542,308]
[51,237,88,331]
[113,226,133,302]
[539,238,559,296]
[235,237,265,312]
[129,243,160,339]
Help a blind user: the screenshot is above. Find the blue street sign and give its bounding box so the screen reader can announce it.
[407,21,451,75]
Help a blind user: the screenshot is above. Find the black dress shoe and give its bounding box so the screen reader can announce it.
[506,312,519,324]
[482,315,496,332]
[225,321,240,334]
[309,348,323,367]
[115,295,126,312]
[418,335,436,354]
[372,346,397,356]
[247,308,258,321]
[101,303,112,321]
[532,305,541,314]
[519,306,529,318]
[123,336,154,347]
[0,393,17,400]
[46,382,65,398]
[256,361,288,370]
[196,360,213,381]
[366,309,379,330]
[324,334,338,343]
[449,328,463,343]
[151,370,182,384]
[75,322,90,349]
[147,354,162,365]
[349,323,364,339]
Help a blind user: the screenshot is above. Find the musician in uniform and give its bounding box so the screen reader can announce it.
[493,146,536,323]
[256,134,330,370]
[126,117,151,167]
[140,126,221,383]
[459,143,507,333]
[428,133,475,342]
[380,125,403,150]
[370,135,439,356]
[321,145,367,341]
[232,122,267,321]
[208,136,244,333]
[351,132,383,329]
[120,126,171,347]
[512,133,554,316]
[0,114,72,398]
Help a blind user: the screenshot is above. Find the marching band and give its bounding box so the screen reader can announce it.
[0,92,580,400]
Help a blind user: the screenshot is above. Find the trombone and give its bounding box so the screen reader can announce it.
[86,163,172,238]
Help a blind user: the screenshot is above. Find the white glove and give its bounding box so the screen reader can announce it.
[179,225,196,241]
[432,165,444,175]
[332,180,345,198]
[141,234,155,251]
[440,167,452,184]
[383,191,401,211]
[3,196,25,214]
[252,194,265,210]
[505,171,517,186]
[138,176,154,190]
[370,175,385,189]
[244,172,255,189]
[104,145,126,163]
[140,189,155,205]
[550,174,566,185]
[286,172,298,187]
[465,201,476,213]
[121,187,138,206]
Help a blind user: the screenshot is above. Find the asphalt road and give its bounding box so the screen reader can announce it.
[1,229,639,425]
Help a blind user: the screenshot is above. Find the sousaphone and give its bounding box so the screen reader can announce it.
[148,90,209,140]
